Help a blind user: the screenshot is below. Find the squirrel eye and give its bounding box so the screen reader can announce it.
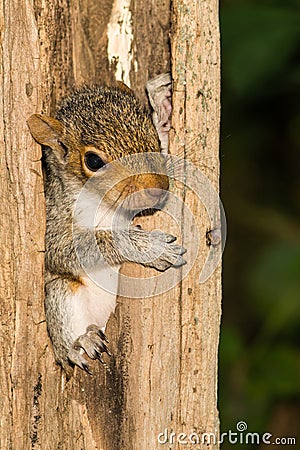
[84,152,106,171]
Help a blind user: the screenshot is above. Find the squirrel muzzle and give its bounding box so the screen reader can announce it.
[117,172,169,211]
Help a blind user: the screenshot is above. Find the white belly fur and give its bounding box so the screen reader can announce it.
[71,190,124,340]
[67,265,120,340]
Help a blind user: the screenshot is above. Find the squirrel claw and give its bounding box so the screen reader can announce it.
[95,350,104,364]
[94,340,111,358]
[164,234,177,243]
[172,256,187,268]
[69,325,111,373]
[100,342,112,357]
[67,348,93,375]
[87,324,109,343]
[97,329,110,344]
[146,234,187,271]
[82,362,93,375]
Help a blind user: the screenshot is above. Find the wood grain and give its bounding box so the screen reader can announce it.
[0,1,221,448]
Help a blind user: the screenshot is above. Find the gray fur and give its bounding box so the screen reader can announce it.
[28,76,185,375]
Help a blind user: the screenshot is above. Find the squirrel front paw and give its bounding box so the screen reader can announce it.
[141,230,187,271]
[67,325,111,374]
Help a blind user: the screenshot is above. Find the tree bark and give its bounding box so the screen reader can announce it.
[0,0,221,449]
[109,1,222,449]
[170,0,221,446]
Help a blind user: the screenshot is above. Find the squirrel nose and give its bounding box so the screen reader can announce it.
[129,173,169,193]
[141,173,169,192]
[155,174,169,191]
[123,174,169,209]
[139,174,169,202]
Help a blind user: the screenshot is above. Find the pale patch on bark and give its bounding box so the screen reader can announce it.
[107,0,134,86]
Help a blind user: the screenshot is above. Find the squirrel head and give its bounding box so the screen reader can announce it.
[27,84,169,212]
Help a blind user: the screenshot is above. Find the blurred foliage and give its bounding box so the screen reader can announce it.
[219,0,300,447]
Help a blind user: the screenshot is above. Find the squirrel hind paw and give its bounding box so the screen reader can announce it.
[86,324,110,344]
[68,326,111,373]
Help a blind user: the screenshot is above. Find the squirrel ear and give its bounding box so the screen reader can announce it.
[27,114,65,148]
[116,81,133,93]
[146,73,172,154]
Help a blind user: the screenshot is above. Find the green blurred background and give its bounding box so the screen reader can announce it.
[219,0,300,447]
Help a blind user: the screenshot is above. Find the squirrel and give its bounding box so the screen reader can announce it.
[27,73,186,376]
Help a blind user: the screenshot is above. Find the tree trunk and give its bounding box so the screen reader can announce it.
[0,0,221,449]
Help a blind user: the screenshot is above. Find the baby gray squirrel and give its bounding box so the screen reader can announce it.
[27,73,186,376]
